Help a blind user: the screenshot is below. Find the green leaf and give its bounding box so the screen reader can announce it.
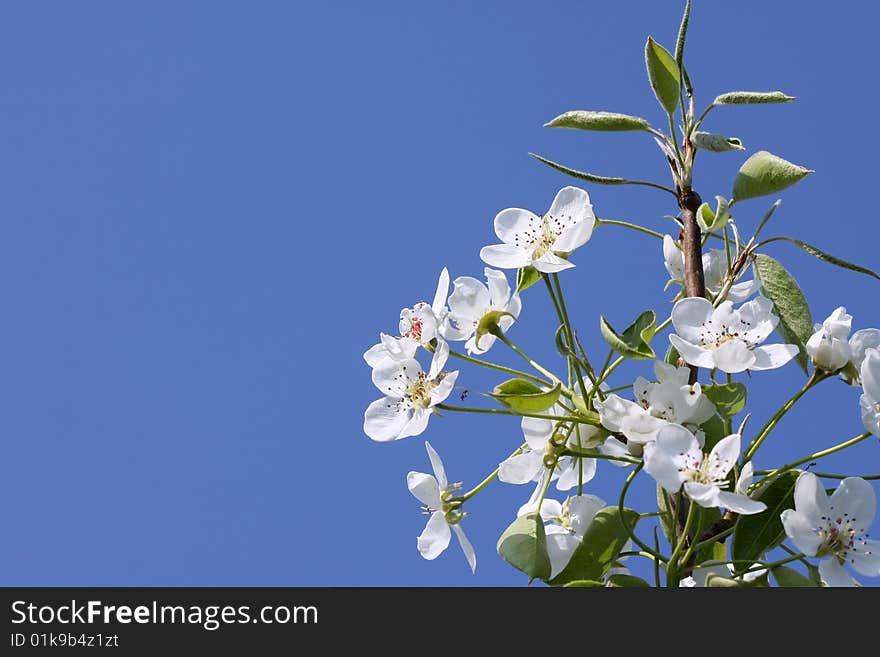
[664,344,681,367]
[674,0,692,70]
[600,310,657,360]
[699,414,727,453]
[732,151,813,202]
[516,266,543,292]
[550,506,639,586]
[656,485,676,546]
[764,237,880,282]
[562,580,605,588]
[702,382,748,418]
[645,37,680,115]
[706,574,746,587]
[529,153,630,186]
[491,379,561,413]
[731,470,801,573]
[713,91,796,105]
[606,574,651,588]
[696,196,731,233]
[497,513,551,582]
[544,110,651,132]
[692,132,745,153]
[772,565,817,587]
[754,254,813,374]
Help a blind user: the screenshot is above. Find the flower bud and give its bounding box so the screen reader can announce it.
[474,310,516,349]
[806,306,853,372]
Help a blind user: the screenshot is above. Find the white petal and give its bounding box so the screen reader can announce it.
[602,437,635,468]
[663,235,684,280]
[398,407,431,439]
[706,433,741,481]
[417,511,451,560]
[425,440,447,489]
[372,358,420,398]
[363,342,389,368]
[521,414,554,450]
[428,339,449,379]
[726,279,761,303]
[850,329,880,373]
[712,340,756,374]
[546,531,580,579]
[715,490,767,515]
[498,451,543,485]
[465,333,496,355]
[829,477,876,528]
[569,494,606,537]
[644,425,694,494]
[780,509,823,557]
[750,343,799,371]
[851,538,880,577]
[684,481,723,508]
[432,267,450,316]
[861,393,880,437]
[363,397,409,442]
[407,471,441,509]
[818,558,858,587]
[429,369,458,406]
[546,186,593,231]
[518,496,563,521]
[479,243,532,270]
[452,524,477,574]
[557,457,596,491]
[736,461,755,496]
[553,219,594,253]
[484,267,512,309]
[494,207,541,244]
[447,276,490,323]
[861,348,880,402]
[672,297,715,343]
[793,472,830,525]
[533,252,575,273]
[669,334,717,370]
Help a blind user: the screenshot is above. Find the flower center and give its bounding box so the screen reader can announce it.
[405,373,437,409]
[403,316,423,341]
[814,506,870,563]
[699,322,747,350]
[680,454,726,487]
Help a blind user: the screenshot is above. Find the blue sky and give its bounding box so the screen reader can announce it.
[1,1,878,586]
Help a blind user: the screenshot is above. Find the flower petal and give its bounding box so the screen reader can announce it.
[498,451,543,485]
[750,343,799,371]
[406,471,441,509]
[372,358,420,398]
[793,472,831,526]
[851,538,880,577]
[726,278,761,303]
[712,340,756,374]
[663,235,684,280]
[861,393,880,437]
[861,348,880,402]
[533,252,575,273]
[715,490,767,515]
[684,481,723,508]
[399,407,431,439]
[452,524,477,574]
[706,433,741,481]
[428,339,449,379]
[780,509,823,557]
[829,476,876,528]
[417,511,451,560]
[557,457,596,491]
[669,334,717,370]
[672,297,715,343]
[602,436,635,468]
[425,440,447,489]
[494,207,541,244]
[363,397,409,442]
[479,243,532,270]
[429,369,458,406]
[553,219,594,253]
[484,267,512,309]
[569,494,606,537]
[432,267,450,316]
[818,558,858,587]
[521,414,554,450]
[644,424,696,494]
[546,186,593,232]
[546,530,580,579]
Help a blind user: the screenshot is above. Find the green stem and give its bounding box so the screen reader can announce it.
[618,463,668,564]
[753,431,874,490]
[743,372,828,463]
[560,449,640,465]
[689,525,735,556]
[596,218,665,241]
[494,332,567,391]
[803,471,880,480]
[667,501,697,587]
[655,316,672,333]
[458,444,526,502]
[594,355,625,387]
[436,403,598,425]
[552,273,592,400]
[448,348,548,386]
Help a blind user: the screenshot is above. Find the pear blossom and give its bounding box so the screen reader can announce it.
[669,296,798,373]
[595,361,715,461]
[846,328,880,386]
[363,346,458,441]
[443,268,521,355]
[805,306,852,372]
[364,268,451,368]
[780,472,880,587]
[517,494,606,579]
[407,441,476,573]
[663,235,759,303]
[860,348,880,437]
[644,423,766,514]
[680,561,766,587]
[499,404,601,491]
[480,186,596,273]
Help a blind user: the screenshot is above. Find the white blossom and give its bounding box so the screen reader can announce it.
[442,267,521,354]
[669,296,798,373]
[860,348,880,437]
[663,235,759,303]
[781,472,880,587]
[363,346,458,441]
[847,328,880,386]
[805,306,852,372]
[644,423,766,514]
[407,441,476,573]
[480,187,596,273]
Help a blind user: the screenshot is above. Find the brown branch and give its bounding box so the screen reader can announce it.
[679,187,704,385]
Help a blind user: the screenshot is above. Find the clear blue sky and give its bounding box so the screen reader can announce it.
[1,1,877,586]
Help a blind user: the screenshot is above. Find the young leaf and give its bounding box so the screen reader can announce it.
[692,131,744,152]
[732,151,813,202]
[491,379,561,413]
[699,415,727,453]
[550,506,639,586]
[706,574,746,587]
[600,310,657,360]
[497,513,551,582]
[772,565,817,587]
[529,153,628,185]
[606,574,651,587]
[516,266,543,292]
[713,91,795,105]
[645,37,680,115]
[562,580,605,587]
[702,382,748,418]
[545,110,651,132]
[754,254,813,374]
[731,470,801,572]
[696,196,730,232]
[762,237,880,281]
